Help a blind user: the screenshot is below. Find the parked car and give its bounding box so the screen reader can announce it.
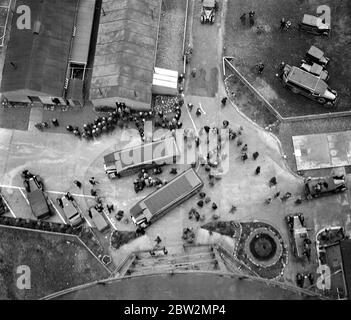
[304,175,347,199]
[22,172,51,220]
[88,206,110,233]
[300,60,329,81]
[298,14,331,36]
[58,192,84,228]
[305,46,330,66]
[200,0,217,24]
[277,63,338,106]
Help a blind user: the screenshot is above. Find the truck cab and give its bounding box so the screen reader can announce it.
[298,14,331,36]
[304,175,347,199]
[88,206,110,233]
[59,193,84,229]
[201,0,217,24]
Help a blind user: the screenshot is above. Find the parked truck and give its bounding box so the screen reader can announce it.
[22,171,51,220]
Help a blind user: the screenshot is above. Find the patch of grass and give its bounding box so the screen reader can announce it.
[110,230,140,250]
[225,0,351,117]
[202,220,240,237]
[226,74,278,128]
[0,226,110,300]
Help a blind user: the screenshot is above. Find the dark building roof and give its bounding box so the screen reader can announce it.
[1,0,78,97]
[340,239,351,298]
[130,169,203,218]
[89,0,161,106]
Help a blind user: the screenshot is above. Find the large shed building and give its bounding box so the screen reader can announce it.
[89,0,162,110]
[0,0,95,107]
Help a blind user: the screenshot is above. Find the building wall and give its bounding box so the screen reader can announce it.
[90,96,151,111]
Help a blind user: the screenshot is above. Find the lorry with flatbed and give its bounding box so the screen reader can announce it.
[104,137,179,179]
[130,168,203,229]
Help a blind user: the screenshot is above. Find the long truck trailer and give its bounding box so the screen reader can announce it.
[130,168,204,229]
[104,137,179,179]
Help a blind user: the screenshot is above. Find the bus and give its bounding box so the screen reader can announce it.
[130,168,203,229]
[104,137,179,179]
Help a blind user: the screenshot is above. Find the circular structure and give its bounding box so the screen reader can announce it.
[244,227,283,268]
[249,233,277,261]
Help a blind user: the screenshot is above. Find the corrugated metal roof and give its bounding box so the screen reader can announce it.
[130,169,203,218]
[70,0,96,64]
[90,0,161,105]
[0,0,78,97]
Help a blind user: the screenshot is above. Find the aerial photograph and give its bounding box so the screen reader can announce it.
[0,0,350,306]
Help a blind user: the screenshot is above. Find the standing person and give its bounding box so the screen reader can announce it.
[196,108,202,117]
[155,236,162,245]
[240,13,246,25]
[255,166,261,175]
[257,62,265,74]
[269,176,277,187]
[191,68,197,77]
[187,103,194,112]
[280,17,286,30]
[52,118,59,127]
[89,177,97,186]
[253,151,259,160]
[221,97,228,105]
[73,180,82,188]
[242,153,248,162]
[249,10,255,27]
[223,120,229,128]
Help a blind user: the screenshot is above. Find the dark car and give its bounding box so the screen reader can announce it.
[22,172,51,220]
[58,192,84,229]
[304,175,347,199]
[298,14,331,36]
[300,60,329,81]
[305,46,330,66]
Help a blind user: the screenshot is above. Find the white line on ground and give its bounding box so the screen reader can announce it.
[47,198,67,224]
[19,188,29,205]
[83,216,93,228]
[102,210,117,230]
[186,105,197,132]
[1,195,15,218]
[198,102,206,115]
[0,184,94,199]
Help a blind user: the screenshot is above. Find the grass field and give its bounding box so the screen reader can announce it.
[224,0,351,117]
[0,226,110,300]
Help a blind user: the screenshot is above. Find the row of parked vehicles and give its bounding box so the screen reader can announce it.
[277,45,337,107]
[286,174,347,260]
[20,171,110,233]
[277,11,336,107]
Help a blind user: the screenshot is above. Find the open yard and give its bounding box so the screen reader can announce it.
[224,0,351,117]
[0,226,110,300]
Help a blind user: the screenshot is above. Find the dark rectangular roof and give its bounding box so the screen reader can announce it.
[340,239,351,298]
[90,0,161,105]
[130,168,203,218]
[1,0,78,97]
